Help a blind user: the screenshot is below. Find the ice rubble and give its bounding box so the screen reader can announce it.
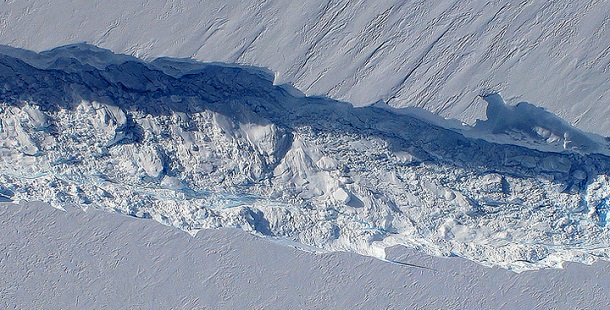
[470,94,609,155]
[2,44,610,271]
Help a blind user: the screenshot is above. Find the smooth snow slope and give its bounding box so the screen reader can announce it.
[2,202,610,309]
[3,44,610,272]
[1,1,609,134]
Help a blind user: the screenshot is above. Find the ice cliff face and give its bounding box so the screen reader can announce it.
[1,0,609,135]
[2,44,610,271]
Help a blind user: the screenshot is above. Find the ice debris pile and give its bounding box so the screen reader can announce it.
[2,44,610,271]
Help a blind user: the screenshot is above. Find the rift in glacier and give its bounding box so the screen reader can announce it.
[2,44,610,271]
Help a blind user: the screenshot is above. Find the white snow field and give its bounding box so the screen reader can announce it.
[1,0,609,135]
[2,44,610,273]
[2,202,610,309]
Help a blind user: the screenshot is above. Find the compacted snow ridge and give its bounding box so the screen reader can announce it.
[1,0,609,135]
[2,44,610,272]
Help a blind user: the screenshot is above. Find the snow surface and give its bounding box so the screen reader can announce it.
[2,44,610,272]
[1,1,609,135]
[3,202,610,309]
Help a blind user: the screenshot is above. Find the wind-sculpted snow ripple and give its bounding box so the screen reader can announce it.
[2,44,610,271]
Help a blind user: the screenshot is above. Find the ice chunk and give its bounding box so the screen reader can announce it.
[474,94,604,154]
[316,156,337,171]
[137,146,164,178]
[332,188,351,204]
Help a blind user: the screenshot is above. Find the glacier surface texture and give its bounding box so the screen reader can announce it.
[2,44,610,271]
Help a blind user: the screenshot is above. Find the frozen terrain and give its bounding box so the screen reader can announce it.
[2,45,610,272]
[1,0,609,135]
[2,202,610,309]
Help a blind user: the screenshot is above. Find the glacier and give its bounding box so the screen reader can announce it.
[1,0,609,135]
[2,44,610,272]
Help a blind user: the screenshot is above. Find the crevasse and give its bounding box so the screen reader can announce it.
[2,44,610,272]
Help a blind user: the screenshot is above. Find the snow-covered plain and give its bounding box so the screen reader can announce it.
[2,44,610,272]
[1,0,609,135]
[2,202,610,309]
